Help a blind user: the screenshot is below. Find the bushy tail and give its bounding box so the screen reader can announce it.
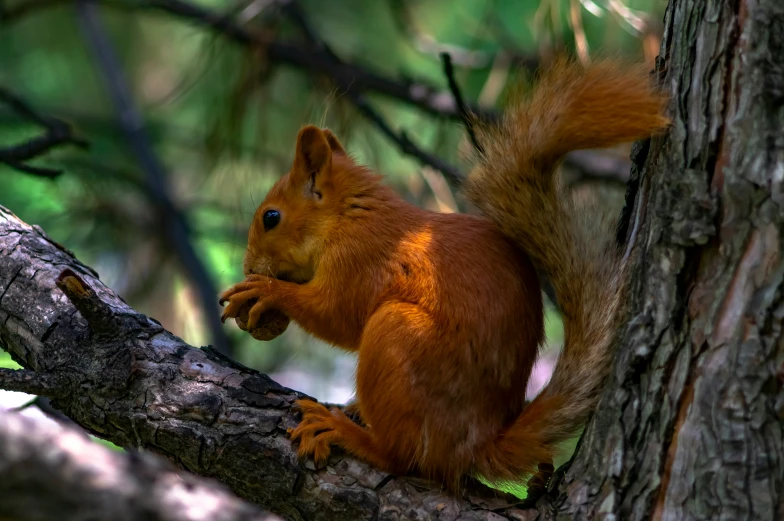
[464,57,669,482]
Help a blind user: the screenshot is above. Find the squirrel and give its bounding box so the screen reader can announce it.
[219,57,669,492]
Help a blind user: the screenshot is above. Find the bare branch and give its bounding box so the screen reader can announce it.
[348,92,464,186]
[0,368,67,397]
[279,0,464,184]
[0,409,281,521]
[0,0,490,121]
[0,203,542,520]
[440,52,484,156]
[1,0,632,186]
[1,159,64,178]
[0,85,88,177]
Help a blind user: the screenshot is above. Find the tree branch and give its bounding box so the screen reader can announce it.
[0,409,281,521]
[1,0,490,121]
[440,52,484,155]
[0,203,544,520]
[0,368,67,396]
[1,0,634,185]
[279,0,463,185]
[0,85,88,177]
[346,92,464,186]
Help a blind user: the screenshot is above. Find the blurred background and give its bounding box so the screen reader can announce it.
[1,0,665,418]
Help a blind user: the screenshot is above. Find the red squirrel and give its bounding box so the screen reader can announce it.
[219,58,669,490]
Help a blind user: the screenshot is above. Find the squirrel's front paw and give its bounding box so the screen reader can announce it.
[219,277,291,340]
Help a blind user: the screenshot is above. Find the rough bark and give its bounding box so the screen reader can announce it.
[0,205,534,521]
[0,409,281,521]
[548,0,784,519]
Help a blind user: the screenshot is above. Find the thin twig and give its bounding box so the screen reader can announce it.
[0,368,67,397]
[75,0,232,355]
[0,86,88,176]
[1,0,493,121]
[349,92,463,186]
[280,0,463,185]
[1,0,636,185]
[2,160,63,178]
[32,396,81,426]
[440,52,484,155]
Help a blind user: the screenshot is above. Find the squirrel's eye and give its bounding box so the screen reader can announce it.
[262,210,281,231]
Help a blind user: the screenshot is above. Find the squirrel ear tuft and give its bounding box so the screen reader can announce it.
[294,125,332,178]
[322,128,346,155]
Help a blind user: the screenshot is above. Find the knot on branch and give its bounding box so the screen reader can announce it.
[53,269,134,393]
[56,269,122,338]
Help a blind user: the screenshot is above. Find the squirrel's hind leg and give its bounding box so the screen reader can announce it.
[290,302,444,479]
[289,400,396,471]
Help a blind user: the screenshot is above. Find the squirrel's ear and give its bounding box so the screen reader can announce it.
[294,125,332,182]
[322,128,346,155]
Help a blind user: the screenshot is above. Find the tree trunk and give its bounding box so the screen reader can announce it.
[548,0,784,519]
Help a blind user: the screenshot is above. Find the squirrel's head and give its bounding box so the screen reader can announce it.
[243,125,355,283]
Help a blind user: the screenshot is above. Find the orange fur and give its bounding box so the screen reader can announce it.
[220,58,669,489]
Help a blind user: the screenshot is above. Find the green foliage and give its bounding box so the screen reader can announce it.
[0,351,21,370]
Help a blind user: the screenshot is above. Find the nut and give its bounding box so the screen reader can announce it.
[235,301,290,341]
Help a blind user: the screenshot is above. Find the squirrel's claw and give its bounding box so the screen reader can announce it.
[219,277,273,306]
[289,399,338,466]
[245,299,272,331]
[219,283,273,329]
